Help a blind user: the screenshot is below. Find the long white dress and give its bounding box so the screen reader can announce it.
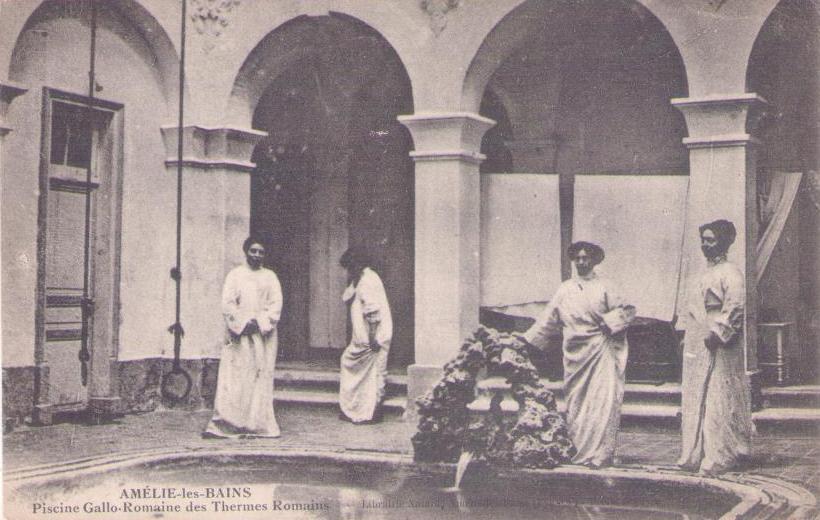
[205,263,282,438]
[339,267,393,423]
[678,258,752,473]
[524,271,635,466]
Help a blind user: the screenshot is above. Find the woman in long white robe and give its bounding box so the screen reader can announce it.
[339,258,393,424]
[524,243,635,467]
[678,220,752,474]
[204,258,283,438]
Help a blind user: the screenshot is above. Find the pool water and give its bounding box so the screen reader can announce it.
[9,453,738,519]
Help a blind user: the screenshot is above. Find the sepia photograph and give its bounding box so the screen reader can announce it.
[1,0,818,518]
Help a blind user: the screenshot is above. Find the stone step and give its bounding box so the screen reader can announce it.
[273,388,407,413]
[274,368,407,396]
[471,377,820,426]
[542,379,682,405]
[621,403,679,419]
[272,371,820,427]
[753,407,820,423]
[761,385,820,409]
[275,387,820,428]
[468,383,680,420]
[476,378,681,405]
[507,379,820,409]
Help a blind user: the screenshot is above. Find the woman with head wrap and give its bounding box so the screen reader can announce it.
[522,241,636,468]
[338,247,393,424]
[678,219,753,475]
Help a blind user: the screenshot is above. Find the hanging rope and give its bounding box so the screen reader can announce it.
[79,0,98,387]
[162,0,192,402]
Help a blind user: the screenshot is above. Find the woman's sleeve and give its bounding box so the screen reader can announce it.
[359,273,386,325]
[711,267,745,344]
[522,289,563,350]
[257,273,283,335]
[359,271,393,345]
[222,270,247,336]
[602,281,636,335]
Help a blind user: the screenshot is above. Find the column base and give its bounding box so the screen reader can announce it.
[404,364,444,423]
[88,396,122,421]
[32,404,54,426]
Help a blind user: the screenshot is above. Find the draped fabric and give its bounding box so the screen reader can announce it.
[573,175,689,321]
[480,174,562,308]
[678,259,753,473]
[339,268,393,423]
[524,272,635,466]
[205,264,283,438]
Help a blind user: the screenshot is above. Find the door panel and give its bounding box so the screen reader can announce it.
[44,340,87,406]
[44,187,92,406]
[45,187,88,288]
[308,175,348,349]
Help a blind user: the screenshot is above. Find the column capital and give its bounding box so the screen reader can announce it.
[671,93,769,149]
[398,111,495,164]
[160,125,267,172]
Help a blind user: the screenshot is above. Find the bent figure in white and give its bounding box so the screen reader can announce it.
[338,247,393,424]
[678,219,752,475]
[523,242,635,468]
[204,237,282,438]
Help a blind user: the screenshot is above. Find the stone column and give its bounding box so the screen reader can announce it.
[160,125,265,403]
[397,112,495,418]
[672,94,767,404]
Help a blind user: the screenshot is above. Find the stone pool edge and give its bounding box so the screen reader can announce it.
[5,447,817,519]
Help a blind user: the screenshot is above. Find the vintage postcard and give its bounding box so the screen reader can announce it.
[1,0,818,518]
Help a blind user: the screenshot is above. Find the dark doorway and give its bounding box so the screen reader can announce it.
[249,16,415,370]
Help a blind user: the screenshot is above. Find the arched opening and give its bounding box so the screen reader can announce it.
[9,0,180,113]
[748,0,820,384]
[471,0,688,176]
[471,0,689,382]
[243,15,415,370]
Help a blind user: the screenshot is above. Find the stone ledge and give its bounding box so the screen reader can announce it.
[163,158,256,172]
[408,149,486,164]
[670,93,767,108]
[5,447,815,519]
[681,133,761,149]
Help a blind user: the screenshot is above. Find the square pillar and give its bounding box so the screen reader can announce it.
[160,126,266,363]
[398,112,495,418]
[672,93,767,402]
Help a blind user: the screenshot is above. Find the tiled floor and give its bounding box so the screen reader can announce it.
[3,406,818,495]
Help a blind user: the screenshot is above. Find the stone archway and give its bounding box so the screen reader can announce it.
[464,0,690,383]
[234,14,415,369]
